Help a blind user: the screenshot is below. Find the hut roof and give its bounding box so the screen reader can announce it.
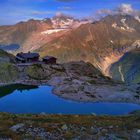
[43,56,56,60]
[17,52,39,59]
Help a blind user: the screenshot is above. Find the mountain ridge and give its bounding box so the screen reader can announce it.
[37,15,140,75]
[0,14,140,82]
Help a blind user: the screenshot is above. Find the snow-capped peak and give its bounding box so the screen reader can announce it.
[112,18,135,32]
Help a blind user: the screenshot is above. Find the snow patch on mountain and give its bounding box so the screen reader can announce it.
[41,29,68,35]
[110,40,114,43]
[40,17,90,35]
[112,23,117,28]
[121,18,126,24]
[120,18,135,32]
[51,18,74,29]
[132,40,140,48]
[135,16,140,23]
[112,18,135,32]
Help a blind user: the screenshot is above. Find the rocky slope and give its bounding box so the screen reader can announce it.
[0,19,53,52]
[0,15,85,53]
[0,49,139,103]
[110,48,140,84]
[0,15,140,83]
[37,15,140,75]
[0,113,140,140]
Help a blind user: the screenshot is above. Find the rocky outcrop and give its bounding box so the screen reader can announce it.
[0,49,139,103]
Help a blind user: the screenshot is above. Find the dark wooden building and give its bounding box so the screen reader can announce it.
[16,52,39,63]
[43,56,57,64]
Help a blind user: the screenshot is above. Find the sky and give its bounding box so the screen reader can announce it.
[0,0,140,25]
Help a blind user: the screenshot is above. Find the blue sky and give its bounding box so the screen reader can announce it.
[0,0,140,25]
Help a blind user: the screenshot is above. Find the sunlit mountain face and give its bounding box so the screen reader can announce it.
[0,0,140,84]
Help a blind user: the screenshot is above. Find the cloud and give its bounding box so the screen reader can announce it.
[115,4,134,15]
[56,0,75,2]
[114,3,140,17]
[55,12,73,18]
[94,3,140,18]
[58,6,72,10]
[86,3,140,21]
[96,9,112,16]
[31,10,53,16]
[0,1,140,25]
[0,5,55,25]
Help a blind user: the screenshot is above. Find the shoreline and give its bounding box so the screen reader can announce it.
[0,61,140,105]
[0,80,140,105]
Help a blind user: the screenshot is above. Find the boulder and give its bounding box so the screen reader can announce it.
[10,123,25,132]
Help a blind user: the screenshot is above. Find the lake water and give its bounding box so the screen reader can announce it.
[0,84,140,115]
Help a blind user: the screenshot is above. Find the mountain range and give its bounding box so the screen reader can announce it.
[0,14,140,83]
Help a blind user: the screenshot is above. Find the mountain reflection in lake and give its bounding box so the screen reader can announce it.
[0,85,140,115]
[0,84,38,97]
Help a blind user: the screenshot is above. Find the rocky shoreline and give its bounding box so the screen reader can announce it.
[0,61,140,104]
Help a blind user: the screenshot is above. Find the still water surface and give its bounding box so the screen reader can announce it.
[0,84,140,115]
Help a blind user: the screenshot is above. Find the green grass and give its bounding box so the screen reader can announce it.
[0,62,19,83]
[110,49,140,84]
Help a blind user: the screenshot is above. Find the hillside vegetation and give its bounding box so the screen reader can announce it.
[110,49,140,83]
[0,49,15,63]
[0,62,19,83]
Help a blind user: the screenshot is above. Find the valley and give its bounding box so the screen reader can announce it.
[0,0,140,139]
[110,48,140,83]
[0,48,140,104]
[0,15,140,83]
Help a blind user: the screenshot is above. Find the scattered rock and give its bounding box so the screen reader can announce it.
[61,124,68,131]
[137,129,140,133]
[40,112,46,115]
[109,126,114,129]
[91,113,97,116]
[90,127,99,135]
[10,123,25,132]
[81,127,86,131]
[101,128,108,134]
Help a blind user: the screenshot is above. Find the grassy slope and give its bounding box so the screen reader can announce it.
[0,113,140,139]
[0,62,19,83]
[0,49,15,62]
[0,49,19,83]
[110,49,140,83]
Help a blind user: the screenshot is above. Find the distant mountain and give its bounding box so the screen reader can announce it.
[110,48,140,83]
[0,44,20,51]
[0,14,140,83]
[0,16,86,53]
[37,15,140,74]
[0,19,53,51]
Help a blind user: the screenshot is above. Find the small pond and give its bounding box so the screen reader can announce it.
[0,84,140,115]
